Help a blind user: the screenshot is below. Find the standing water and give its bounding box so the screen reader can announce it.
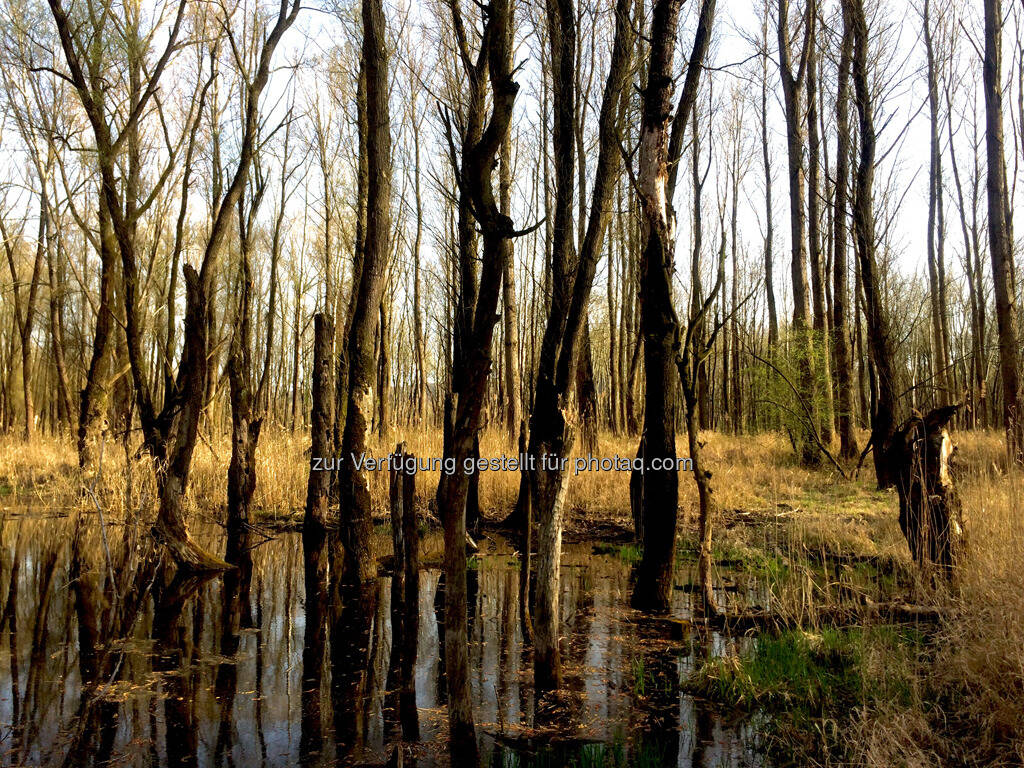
[0,514,762,767]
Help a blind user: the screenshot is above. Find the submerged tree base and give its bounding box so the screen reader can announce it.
[153,516,234,572]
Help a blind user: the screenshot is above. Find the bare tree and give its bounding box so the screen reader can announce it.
[982,0,1023,463]
[435,0,519,754]
[832,2,858,459]
[339,0,394,581]
[528,0,635,690]
[47,0,302,568]
[631,0,716,613]
[845,0,898,486]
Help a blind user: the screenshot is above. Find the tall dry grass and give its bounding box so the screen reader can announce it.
[835,431,1024,767]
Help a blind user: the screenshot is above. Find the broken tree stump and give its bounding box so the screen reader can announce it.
[885,405,964,577]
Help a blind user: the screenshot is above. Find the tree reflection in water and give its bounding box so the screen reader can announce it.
[0,519,762,767]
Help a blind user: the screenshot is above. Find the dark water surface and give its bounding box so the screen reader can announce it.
[0,515,762,767]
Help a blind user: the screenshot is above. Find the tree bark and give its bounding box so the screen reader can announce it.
[805,8,834,445]
[500,131,521,440]
[306,314,335,532]
[846,0,898,486]
[982,0,1024,463]
[632,0,716,614]
[777,0,818,464]
[924,0,952,403]
[760,5,778,348]
[832,15,858,459]
[435,0,519,753]
[527,0,635,690]
[340,0,393,582]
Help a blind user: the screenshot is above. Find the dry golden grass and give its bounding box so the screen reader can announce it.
[0,424,1004,531]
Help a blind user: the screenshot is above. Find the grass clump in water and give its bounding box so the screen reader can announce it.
[688,624,921,761]
[593,542,643,564]
[487,734,663,768]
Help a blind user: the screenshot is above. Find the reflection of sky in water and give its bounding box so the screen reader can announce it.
[0,520,762,767]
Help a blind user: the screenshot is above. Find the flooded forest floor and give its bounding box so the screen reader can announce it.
[0,429,1022,766]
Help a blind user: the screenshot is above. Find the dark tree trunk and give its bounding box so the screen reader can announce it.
[982,0,1024,463]
[435,0,519,753]
[888,406,963,576]
[846,0,899,486]
[760,8,778,348]
[777,0,818,464]
[632,0,716,614]
[924,0,952,403]
[805,11,834,445]
[527,0,636,690]
[306,314,335,533]
[340,0,393,582]
[833,16,858,460]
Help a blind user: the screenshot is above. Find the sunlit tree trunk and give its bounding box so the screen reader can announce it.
[340,0,393,581]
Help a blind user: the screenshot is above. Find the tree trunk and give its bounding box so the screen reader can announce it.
[832,16,858,459]
[500,131,521,440]
[760,6,778,348]
[805,11,835,445]
[306,314,335,532]
[924,0,952,403]
[340,0,393,582]
[153,267,232,571]
[435,0,518,753]
[527,0,635,690]
[777,0,817,464]
[982,0,1024,463]
[629,0,716,613]
[632,0,688,613]
[846,0,898,486]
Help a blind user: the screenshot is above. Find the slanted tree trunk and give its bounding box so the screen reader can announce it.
[154,267,231,570]
[226,164,271,533]
[77,202,117,467]
[678,248,727,615]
